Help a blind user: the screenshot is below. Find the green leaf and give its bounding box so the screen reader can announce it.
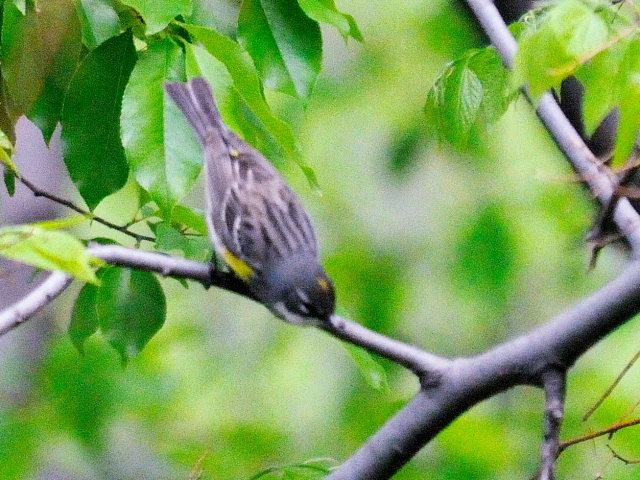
[238,0,322,99]
[171,205,207,235]
[344,343,389,392]
[298,0,362,41]
[61,30,136,210]
[512,0,631,96]
[575,37,629,136]
[2,0,83,142]
[69,282,100,353]
[575,34,640,168]
[96,267,166,363]
[121,0,192,35]
[614,82,640,169]
[3,169,16,196]
[151,221,212,261]
[425,48,510,150]
[31,215,91,230]
[183,24,319,189]
[1,132,18,195]
[0,225,99,283]
[122,37,203,219]
[75,0,122,49]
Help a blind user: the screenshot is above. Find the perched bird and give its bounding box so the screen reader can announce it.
[164,78,335,325]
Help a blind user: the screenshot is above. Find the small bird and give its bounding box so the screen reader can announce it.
[164,78,335,325]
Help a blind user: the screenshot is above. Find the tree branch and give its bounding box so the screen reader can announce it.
[465,0,640,252]
[321,316,450,376]
[86,243,242,292]
[539,369,566,480]
[85,245,444,372]
[0,271,73,336]
[327,260,640,479]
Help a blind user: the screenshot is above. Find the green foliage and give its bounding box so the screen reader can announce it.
[238,0,322,99]
[2,0,83,141]
[297,0,363,42]
[4,1,640,479]
[150,221,212,261]
[95,267,166,363]
[512,0,640,167]
[344,343,389,393]
[75,0,122,49]
[183,24,319,186]
[0,224,100,283]
[120,37,199,219]
[121,0,192,35]
[60,30,136,210]
[424,47,512,150]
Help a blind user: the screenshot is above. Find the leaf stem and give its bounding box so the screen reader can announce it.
[18,175,156,244]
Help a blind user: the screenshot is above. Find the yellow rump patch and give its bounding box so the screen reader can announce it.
[317,277,331,291]
[222,249,253,280]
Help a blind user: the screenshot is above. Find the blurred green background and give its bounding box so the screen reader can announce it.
[2,1,640,479]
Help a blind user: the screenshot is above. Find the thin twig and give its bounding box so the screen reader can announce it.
[18,175,156,244]
[86,243,254,298]
[321,315,450,376]
[0,271,73,336]
[583,349,640,421]
[559,418,640,452]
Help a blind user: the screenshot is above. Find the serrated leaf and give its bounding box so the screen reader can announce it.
[96,267,166,363]
[69,282,100,353]
[297,0,362,41]
[2,0,83,142]
[183,24,319,189]
[344,343,389,392]
[122,37,203,219]
[425,48,510,150]
[75,0,122,49]
[512,0,631,96]
[121,0,192,35]
[61,31,136,210]
[238,0,321,99]
[0,225,99,283]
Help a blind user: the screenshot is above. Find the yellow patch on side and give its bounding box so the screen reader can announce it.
[229,149,239,157]
[222,249,253,280]
[317,277,331,291]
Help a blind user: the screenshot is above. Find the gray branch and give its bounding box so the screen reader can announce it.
[327,261,640,479]
[0,271,73,336]
[465,0,640,250]
[0,244,444,375]
[539,369,566,480]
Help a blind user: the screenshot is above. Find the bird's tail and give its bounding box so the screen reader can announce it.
[164,77,231,146]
